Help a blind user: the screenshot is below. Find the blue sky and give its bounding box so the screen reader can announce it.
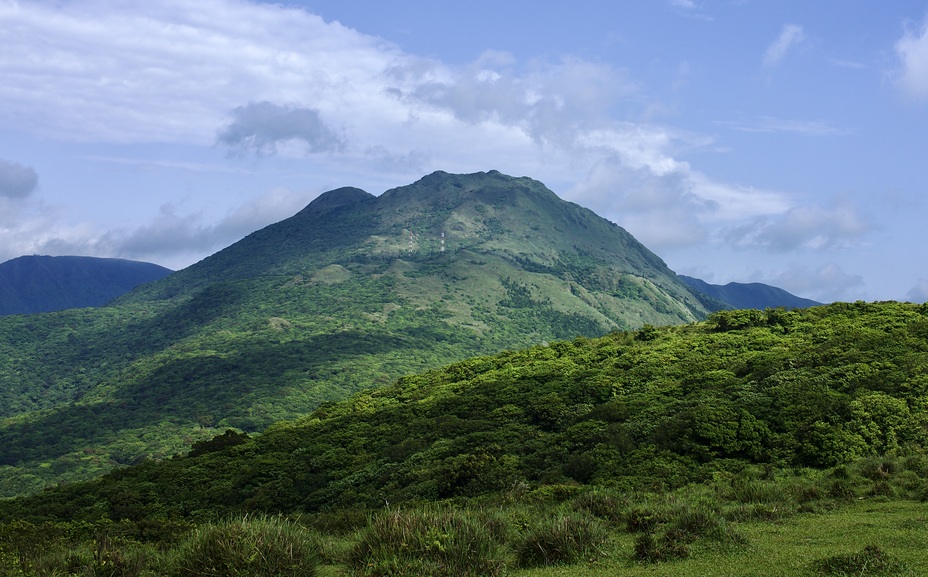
[1,0,926,303]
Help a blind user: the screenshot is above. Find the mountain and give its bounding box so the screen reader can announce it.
[679,275,821,310]
[0,170,713,497]
[0,255,172,316]
[4,301,925,524]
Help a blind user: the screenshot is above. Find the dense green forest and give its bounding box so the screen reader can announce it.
[0,171,716,497]
[1,301,926,575]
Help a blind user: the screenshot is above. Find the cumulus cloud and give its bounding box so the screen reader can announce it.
[0,0,399,143]
[0,184,317,269]
[907,280,928,303]
[0,159,38,198]
[107,187,317,264]
[567,150,791,252]
[726,199,871,251]
[394,53,638,148]
[217,101,345,156]
[763,24,805,68]
[894,16,928,100]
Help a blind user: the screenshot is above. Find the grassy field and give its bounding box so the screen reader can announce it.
[512,500,928,577]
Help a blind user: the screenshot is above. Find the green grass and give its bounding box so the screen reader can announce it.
[2,496,925,576]
[511,500,928,576]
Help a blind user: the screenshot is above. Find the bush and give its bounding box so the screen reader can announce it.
[570,488,625,526]
[10,536,160,577]
[514,512,608,568]
[625,505,670,533]
[346,506,505,577]
[633,501,746,563]
[810,545,912,576]
[301,508,371,536]
[170,515,318,577]
[633,530,689,562]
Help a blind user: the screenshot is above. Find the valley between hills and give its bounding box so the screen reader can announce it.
[1,171,926,576]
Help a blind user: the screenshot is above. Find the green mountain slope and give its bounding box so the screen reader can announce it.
[4,301,926,524]
[0,170,711,497]
[0,255,172,316]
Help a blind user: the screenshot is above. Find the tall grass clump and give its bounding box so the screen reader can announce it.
[514,511,608,568]
[345,506,505,577]
[632,500,746,563]
[1,535,162,577]
[809,545,914,576]
[169,515,319,577]
[570,488,627,526]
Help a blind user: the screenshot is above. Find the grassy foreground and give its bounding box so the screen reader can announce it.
[4,466,927,576]
[514,499,927,576]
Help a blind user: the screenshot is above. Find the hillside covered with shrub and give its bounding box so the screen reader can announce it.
[4,300,926,522]
[2,300,928,575]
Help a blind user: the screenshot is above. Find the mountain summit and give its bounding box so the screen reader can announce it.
[126,170,710,329]
[1,170,712,496]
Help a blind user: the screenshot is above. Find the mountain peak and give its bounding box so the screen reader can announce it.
[299,186,373,216]
[124,170,709,328]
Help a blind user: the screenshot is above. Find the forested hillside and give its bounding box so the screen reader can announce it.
[6,301,925,522]
[2,301,926,576]
[0,171,714,497]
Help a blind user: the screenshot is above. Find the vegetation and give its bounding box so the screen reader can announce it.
[0,170,714,496]
[1,300,927,574]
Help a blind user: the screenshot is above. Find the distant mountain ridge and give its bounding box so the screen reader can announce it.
[0,255,172,315]
[679,275,820,310]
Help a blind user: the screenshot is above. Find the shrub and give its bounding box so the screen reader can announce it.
[633,530,689,562]
[625,505,670,533]
[633,500,746,563]
[14,536,161,577]
[858,456,897,481]
[728,479,786,504]
[169,515,318,577]
[345,506,505,577]
[810,545,912,576]
[570,488,626,526]
[300,508,371,536]
[514,512,608,568]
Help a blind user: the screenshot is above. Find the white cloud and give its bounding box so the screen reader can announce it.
[907,280,928,303]
[0,0,400,143]
[567,152,791,251]
[0,159,38,198]
[106,187,318,264]
[0,197,98,262]
[763,24,805,68]
[720,116,843,136]
[726,199,871,251]
[0,184,318,269]
[894,16,928,100]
